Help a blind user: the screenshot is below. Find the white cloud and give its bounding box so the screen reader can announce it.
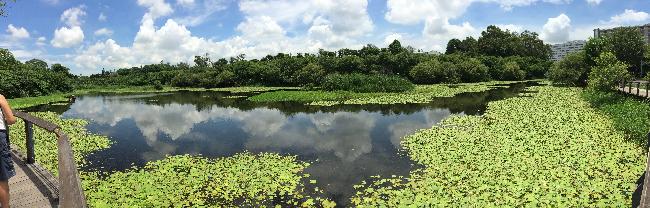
[36,37,47,46]
[51,26,84,48]
[42,0,60,5]
[174,0,227,27]
[238,0,373,48]
[137,0,173,21]
[98,12,107,21]
[61,5,86,27]
[94,28,114,36]
[176,0,195,7]
[604,9,649,25]
[384,33,403,45]
[495,24,525,32]
[541,13,571,43]
[6,24,29,39]
[585,0,602,5]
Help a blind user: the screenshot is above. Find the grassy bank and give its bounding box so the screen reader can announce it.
[352,86,645,206]
[7,86,300,109]
[250,81,520,105]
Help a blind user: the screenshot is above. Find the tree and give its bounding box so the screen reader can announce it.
[445,39,462,54]
[0,48,18,70]
[517,31,551,60]
[588,52,630,91]
[547,51,590,86]
[0,0,15,17]
[25,59,48,70]
[478,25,517,57]
[459,37,479,56]
[583,37,608,67]
[295,62,325,86]
[605,27,646,76]
[388,40,403,54]
[194,54,211,68]
[51,63,70,74]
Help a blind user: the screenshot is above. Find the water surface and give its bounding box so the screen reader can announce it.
[27,82,533,205]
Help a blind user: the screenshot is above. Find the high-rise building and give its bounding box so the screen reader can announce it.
[594,23,650,44]
[550,40,586,61]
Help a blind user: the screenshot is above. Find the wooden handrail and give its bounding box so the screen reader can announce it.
[12,111,87,208]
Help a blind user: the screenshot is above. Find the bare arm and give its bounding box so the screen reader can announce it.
[0,95,16,125]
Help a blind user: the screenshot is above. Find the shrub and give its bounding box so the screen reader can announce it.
[153,81,164,90]
[295,63,325,87]
[588,52,630,91]
[501,61,526,81]
[547,51,590,86]
[409,59,461,84]
[322,73,414,93]
[451,56,490,82]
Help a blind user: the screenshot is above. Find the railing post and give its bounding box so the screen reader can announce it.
[638,82,641,96]
[646,82,649,98]
[25,120,35,164]
[630,81,633,93]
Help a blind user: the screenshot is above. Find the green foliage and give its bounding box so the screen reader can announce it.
[295,62,325,87]
[548,51,590,86]
[475,25,551,60]
[588,52,631,91]
[249,81,515,105]
[352,86,643,206]
[8,112,112,175]
[501,61,526,81]
[586,27,646,76]
[153,80,163,90]
[321,73,414,93]
[0,50,74,98]
[82,153,331,207]
[25,59,48,70]
[0,65,74,98]
[582,89,650,146]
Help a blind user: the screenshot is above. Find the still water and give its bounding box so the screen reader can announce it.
[27,82,532,205]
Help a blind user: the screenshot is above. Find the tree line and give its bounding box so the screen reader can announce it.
[2,25,554,98]
[80,25,552,90]
[0,48,75,98]
[548,26,649,91]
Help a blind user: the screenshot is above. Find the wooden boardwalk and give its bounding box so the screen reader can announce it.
[8,147,58,208]
[619,86,650,97]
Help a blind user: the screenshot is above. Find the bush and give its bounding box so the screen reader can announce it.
[501,61,526,81]
[0,67,73,98]
[295,63,325,87]
[547,51,590,86]
[153,81,164,90]
[322,73,414,93]
[450,56,490,82]
[588,52,630,91]
[409,59,461,84]
[582,89,650,146]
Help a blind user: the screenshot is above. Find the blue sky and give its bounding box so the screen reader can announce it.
[1,0,649,75]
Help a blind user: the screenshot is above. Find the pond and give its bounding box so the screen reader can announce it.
[26,82,534,206]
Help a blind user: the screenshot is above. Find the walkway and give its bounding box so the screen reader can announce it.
[8,148,58,207]
[619,81,650,98]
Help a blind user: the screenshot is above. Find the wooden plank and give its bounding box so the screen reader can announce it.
[639,133,650,208]
[10,111,87,207]
[55,130,87,208]
[13,112,58,132]
[8,153,57,208]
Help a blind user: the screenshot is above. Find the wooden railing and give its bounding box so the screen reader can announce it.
[621,80,650,98]
[12,111,87,208]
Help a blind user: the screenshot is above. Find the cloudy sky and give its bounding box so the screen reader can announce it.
[1,0,649,75]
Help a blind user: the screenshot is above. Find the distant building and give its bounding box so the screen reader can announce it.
[594,23,650,44]
[551,40,586,61]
